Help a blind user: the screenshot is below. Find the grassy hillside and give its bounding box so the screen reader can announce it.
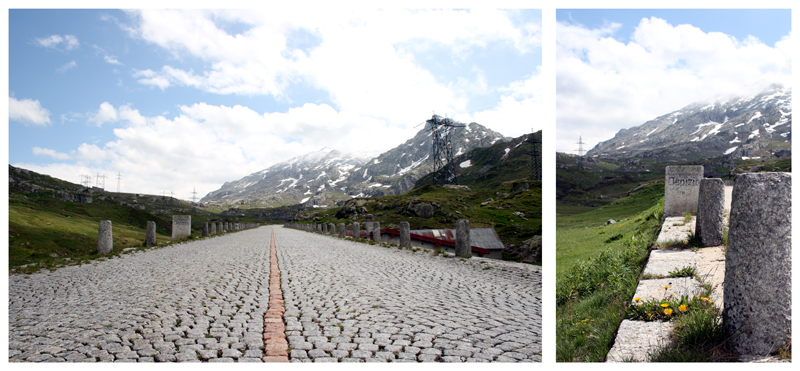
[8,166,273,274]
[556,188,663,361]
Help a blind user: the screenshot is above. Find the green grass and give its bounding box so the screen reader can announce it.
[557,183,663,279]
[556,186,663,362]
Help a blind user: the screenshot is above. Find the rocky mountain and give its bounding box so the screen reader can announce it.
[586,84,791,162]
[201,119,508,208]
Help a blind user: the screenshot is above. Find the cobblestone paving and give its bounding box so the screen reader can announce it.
[276,227,542,362]
[9,229,271,362]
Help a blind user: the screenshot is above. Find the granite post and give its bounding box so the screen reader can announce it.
[373,221,381,242]
[724,172,791,356]
[145,221,156,247]
[172,215,191,240]
[339,223,346,236]
[664,165,704,217]
[696,178,725,246]
[202,222,209,237]
[455,219,471,257]
[97,220,112,254]
[400,222,411,247]
[353,222,360,239]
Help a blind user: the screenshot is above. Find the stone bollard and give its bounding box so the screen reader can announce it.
[365,214,374,237]
[373,222,381,242]
[219,222,223,233]
[455,219,471,257]
[145,221,156,247]
[400,222,411,247]
[696,178,725,246]
[172,215,191,240]
[724,172,791,356]
[323,223,328,234]
[202,222,209,237]
[211,223,216,235]
[339,223,346,236]
[664,165,704,217]
[329,223,336,235]
[98,220,113,254]
[353,222,360,239]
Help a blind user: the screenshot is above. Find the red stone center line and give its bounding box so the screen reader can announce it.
[262,228,289,362]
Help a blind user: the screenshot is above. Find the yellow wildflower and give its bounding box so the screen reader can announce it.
[664,285,670,290]
[634,298,641,302]
[660,303,669,308]
[663,308,673,316]
[679,304,688,312]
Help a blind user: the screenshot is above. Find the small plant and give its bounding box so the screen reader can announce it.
[483,266,493,270]
[682,211,693,222]
[668,266,696,278]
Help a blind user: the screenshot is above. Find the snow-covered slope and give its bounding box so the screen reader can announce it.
[586,84,791,161]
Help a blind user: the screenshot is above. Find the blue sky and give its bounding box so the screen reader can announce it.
[556,9,792,153]
[7,9,542,199]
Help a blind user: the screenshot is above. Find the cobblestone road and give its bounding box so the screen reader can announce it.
[276,227,542,362]
[8,226,542,363]
[9,228,271,362]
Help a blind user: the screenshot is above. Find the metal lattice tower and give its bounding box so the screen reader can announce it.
[117,172,122,193]
[80,174,92,187]
[192,187,198,202]
[426,114,465,185]
[576,136,586,156]
[528,129,542,181]
[95,173,106,190]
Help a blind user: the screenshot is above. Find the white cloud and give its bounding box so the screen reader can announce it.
[35,34,79,50]
[40,101,412,199]
[104,55,122,65]
[32,147,71,160]
[124,9,540,125]
[9,97,52,126]
[460,67,543,137]
[556,17,792,153]
[56,60,77,73]
[89,102,118,126]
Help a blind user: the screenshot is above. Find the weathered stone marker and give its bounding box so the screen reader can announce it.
[339,223,346,236]
[724,172,791,356]
[353,222,360,239]
[211,223,216,235]
[373,222,381,241]
[664,165,704,217]
[400,222,410,247]
[172,215,191,240]
[202,222,209,237]
[329,223,336,235]
[219,222,223,233]
[455,219,471,257]
[322,223,328,234]
[145,221,156,247]
[98,220,113,254]
[696,178,724,246]
[365,214,374,236]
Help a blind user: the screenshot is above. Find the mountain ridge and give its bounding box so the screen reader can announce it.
[201,119,509,208]
[586,84,791,162]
